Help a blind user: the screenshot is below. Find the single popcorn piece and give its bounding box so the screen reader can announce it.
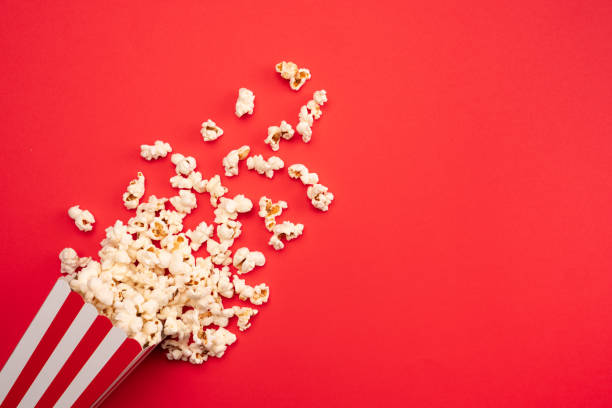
[185,221,214,251]
[264,121,295,151]
[170,189,197,214]
[275,61,311,91]
[171,153,197,176]
[269,221,304,250]
[235,88,255,117]
[246,154,284,178]
[140,140,172,161]
[222,145,250,177]
[287,164,319,185]
[122,172,145,210]
[68,205,95,232]
[204,175,228,207]
[59,247,90,276]
[258,196,288,231]
[201,119,224,142]
[296,90,328,143]
[307,183,335,212]
[232,306,258,331]
[233,247,265,274]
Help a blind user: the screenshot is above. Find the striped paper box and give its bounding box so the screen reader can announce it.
[0,278,157,408]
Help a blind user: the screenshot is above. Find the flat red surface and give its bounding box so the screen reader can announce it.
[1,1,612,407]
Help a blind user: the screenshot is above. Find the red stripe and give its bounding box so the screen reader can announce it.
[2,291,83,408]
[92,344,156,408]
[34,315,112,408]
[72,338,141,408]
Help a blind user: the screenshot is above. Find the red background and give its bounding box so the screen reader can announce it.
[1,1,612,407]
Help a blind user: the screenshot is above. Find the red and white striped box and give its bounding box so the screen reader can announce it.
[0,278,157,408]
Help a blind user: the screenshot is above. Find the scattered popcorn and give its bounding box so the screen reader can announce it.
[275,61,311,91]
[201,119,224,142]
[296,90,328,143]
[233,247,265,274]
[232,306,258,331]
[264,121,295,151]
[269,221,304,250]
[307,183,335,211]
[60,63,335,367]
[288,164,319,185]
[140,140,172,161]
[246,154,284,178]
[59,248,90,276]
[68,205,95,232]
[171,153,197,176]
[235,88,255,117]
[170,190,197,214]
[122,172,145,210]
[258,196,288,231]
[222,145,251,177]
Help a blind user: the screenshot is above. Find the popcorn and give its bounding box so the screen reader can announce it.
[233,276,270,305]
[258,196,287,231]
[201,119,224,142]
[222,145,250,177]
[246,155,284,178]
[60,65,335,365]
[171,153,197,176]
[122,172,145,210]
[269,221,304,250]
[214,195,253,224]
[216,220,242,248]
[68,205,95,232]
[59,248,90,276]
[296,90,328,143]
[140,140,172,161]
[203,175,228,207]
[232,306,258,331]
[288,164,319,185]
[235,88,255,117]
[307,183,335,212]
[170,190,197,214]
[288,164,334,211]
[264,121,295,151]
[185,221,214,251]
[170,171,207,193]
[206,239,232,266]
[275,61,311,91]
[233,247,265,274]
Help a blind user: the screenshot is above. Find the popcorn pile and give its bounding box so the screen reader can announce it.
[60,61,334,365]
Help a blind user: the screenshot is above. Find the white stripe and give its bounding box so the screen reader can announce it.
[17,303,98,408]
[54,327,126,408]
[0,279,71,405]
[90,344,152,408]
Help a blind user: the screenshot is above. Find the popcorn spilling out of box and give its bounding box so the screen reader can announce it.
[59,63,335,367]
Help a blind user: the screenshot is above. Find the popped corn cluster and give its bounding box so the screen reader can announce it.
[61,60,334,365]
[288,164,334,211]
[246,154,284,178]
[297,90,327,143]
[275,61,311,91]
